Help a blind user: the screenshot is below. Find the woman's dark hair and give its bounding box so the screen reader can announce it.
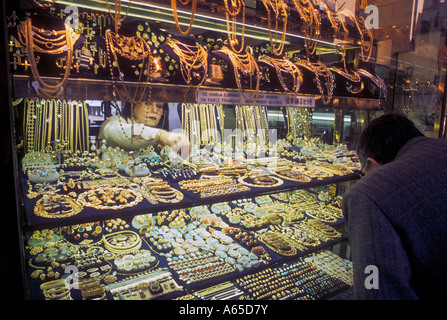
[356,114,424,168]
[121,102,169,131]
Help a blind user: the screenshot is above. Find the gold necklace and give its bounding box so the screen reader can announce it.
[338,9,373,62]
[24,99,36,153]
[165,38,208,86]
[329,65,361,83]
[18,18,80,98]
[356,15,373,62]
[106,0,131,33]
[105,30,153,142]
[257,231,298,256]
[291,0,320,56]
[171,0,198,35]
[316,0,339,39]
[32,0,56,7]
[286,107,311,139]
[181,103,192,144]
[259,54,303,94]
[223,0,246,53]
[261,0,288,55]
[295,59,334,104]
[218,46,260,104]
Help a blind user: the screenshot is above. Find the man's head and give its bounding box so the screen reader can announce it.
[356,114,424,175]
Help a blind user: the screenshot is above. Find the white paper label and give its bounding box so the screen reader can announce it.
[197,90,315,108]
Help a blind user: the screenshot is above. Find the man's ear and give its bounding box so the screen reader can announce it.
[366,157,382,172]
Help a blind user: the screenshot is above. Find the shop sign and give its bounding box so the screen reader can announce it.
[197,90,315,108]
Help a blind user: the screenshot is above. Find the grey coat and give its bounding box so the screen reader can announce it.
[342,136,447,299]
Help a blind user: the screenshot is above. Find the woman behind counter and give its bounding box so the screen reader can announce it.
[98,101,190,157]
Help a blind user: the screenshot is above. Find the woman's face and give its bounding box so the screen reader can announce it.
[134,102,164,127]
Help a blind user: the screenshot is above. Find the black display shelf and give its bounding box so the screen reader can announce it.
[12,74,382,110]
[20,170,360,231]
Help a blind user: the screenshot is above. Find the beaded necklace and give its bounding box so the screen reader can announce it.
[105,0,131,33]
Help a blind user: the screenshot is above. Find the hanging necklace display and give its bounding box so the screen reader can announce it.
[24,99,37,154]
[105,29,153,142]
[181,103,195,146]
[105,30,153,101]
[295,59,334,104]
[258,55,303,94]
[181,103,220,147]
[291,0,320,56]
[236,104,255,148]
[261,0,288,56]
[106,0,132,33]
[338,9,373,63]
[17,17,81,98]
[106,0,154,143]
[285,107,312,140]
[216,46,260,104]
[23,99,89,153]
[254,105,269,149]
[234,104,269,151]
[321,6,364,95]
[223,0,246,54]
[171,0,198,36]
[315,0,339,40]
[355,15,373,63]
[163,37,208,92]
[329,48,364,95]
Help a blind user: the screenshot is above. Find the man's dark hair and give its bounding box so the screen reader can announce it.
[356,114,424,169]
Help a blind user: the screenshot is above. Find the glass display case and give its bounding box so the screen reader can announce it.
[4,0,444,301]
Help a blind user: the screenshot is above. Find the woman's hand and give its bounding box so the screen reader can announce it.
[158,131,191,158]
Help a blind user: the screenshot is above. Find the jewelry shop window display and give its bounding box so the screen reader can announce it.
[6,0,383,301]
[17,98,361,300]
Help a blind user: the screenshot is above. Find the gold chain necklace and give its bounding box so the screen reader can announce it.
[261,0,288,55]
[223,0,246,53]
[291,0,320,56]
[32,0,57,8]
[259,55,303,94]
[338,9,373,62]
[165,38,208,86]
[24,99,36,153]
[171,0,198,35]
[295,59,334,104]
[105,30,153,142]
[18,18,80,98]
[106,0,131,33]
[316,0,339,38]
[218,46,260,104]
[329,65,361,83]
[105,30,152,104]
